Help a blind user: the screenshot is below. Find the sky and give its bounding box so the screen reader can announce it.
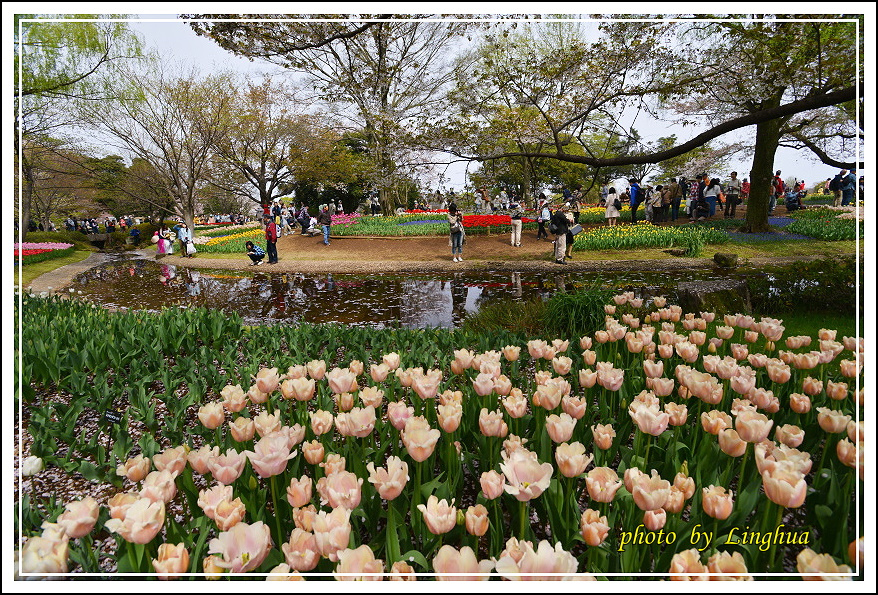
[118,11,867,193]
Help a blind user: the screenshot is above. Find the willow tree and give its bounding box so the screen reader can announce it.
[14,14,144,239]
[187,15,474,213]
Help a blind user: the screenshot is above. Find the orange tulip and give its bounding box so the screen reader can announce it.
[580,509,610,546]
[701,485,733,520]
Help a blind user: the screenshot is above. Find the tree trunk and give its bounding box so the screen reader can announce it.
[743,116,782,233]
[18,161,34,242]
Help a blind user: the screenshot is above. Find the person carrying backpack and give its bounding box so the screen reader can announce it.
[829,171,845,207]
[771,171,785,214]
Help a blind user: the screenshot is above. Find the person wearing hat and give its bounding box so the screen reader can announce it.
[317,204,333,245]
[841,169,857,206]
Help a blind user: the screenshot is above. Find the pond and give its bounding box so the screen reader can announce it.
[70,257,751,328]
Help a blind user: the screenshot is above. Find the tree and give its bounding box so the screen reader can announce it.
[186,16,474,213]
[14,14,145,239]
[210,78,358,209]
[80,64,234,229]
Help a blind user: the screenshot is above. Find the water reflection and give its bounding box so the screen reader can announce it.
[70,258,737,329]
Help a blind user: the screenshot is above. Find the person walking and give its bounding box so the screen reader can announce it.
[510,200,523,247]
[447,203,465,261]
[668,178,683,221]
[724,171,742,219]
[317,204,333,245]
[604,187,621,226]
[537,195,550,240]
[264,215,279,263]
[704,178,722,219]
[550,204,570,264]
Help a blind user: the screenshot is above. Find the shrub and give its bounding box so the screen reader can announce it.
[543,286,615,338]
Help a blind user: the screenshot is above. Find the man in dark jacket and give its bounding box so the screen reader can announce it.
[550,205,570,264]
[264,216,279,263]
[629,179,642,223]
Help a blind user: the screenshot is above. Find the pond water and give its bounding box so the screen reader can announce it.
[70,257,749,328]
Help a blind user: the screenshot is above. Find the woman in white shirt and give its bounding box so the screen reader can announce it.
[604,187,621,226]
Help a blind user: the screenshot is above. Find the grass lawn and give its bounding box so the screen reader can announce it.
[768,310,861,339]
[16,250,94,288]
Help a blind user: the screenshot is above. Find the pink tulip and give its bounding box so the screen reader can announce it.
[188,445,219,475]
[494,540,580,580]
[480,470,505,500]
[465,505,489,537]
[306,359,326,380]
[286,364,307,379]
[386,401,414,430]
[208,521,273,573]
[334,544,384,580]
[642,359,664,378]
[718,429,747,457]
[502,345,521,361]
[478,408,509,438]
[326,367,358,395]
[433,545,494,580]
[417,495,457,534]
[545,412,576,443]
[526,339,548,359]
[108,492,140,520]
[19,535,69,574]
[229,417,256,442]
[437,401,463,433]
[253,410,282,437]
[198,484,233,520]
[301,440,324,465]
[817,407,851,433]
[631,470,670,511]
[366,456,409,500]
[669,548,708,581]
[555,441,592,478]
[254,367,280,395]
[411,373,441,401]
[57,496,99,539]
[643,508,667,531]
[369,363,391,383]
[335,406,377,438]
[308,410,334,436]
[213,497,247,531]
[401,416,440,462]
[317,470,363,510]
[286,475,313,508]
[153,446,188,476]
[702,485,734,519]
[735,410,773,443]
[664,402,687,427]
[382,352,401,371]
[796,548,852,578]
[706,550,751,580]
[116,454,151,482]
[320,453,347,475]
[140,469,178,504]
[788,392,811,414]
[578,368,598,389]
[471,372,495,397]
[359,386,384,408]
[220,384,248,412]
[244,432,296,478]
[826,380,849,401]
[151,542,189,579]
[591,423,616,450]
[551,356,572,376]
[281,528,319,571]
[561,394,587,420]
[761,467,806,508]
[105,497,165,544]
[247,385,269,403]
[500,448,553,502]
[580,508,610,546]
[499,393,527,419]
[836,438,859,469]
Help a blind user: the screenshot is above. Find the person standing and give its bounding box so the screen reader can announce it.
[317,204,332,245]
[447,203,465,261]
[537,195,550,240]
[509,200,523,247]
[571,185,583,223]
[604,187,621,226]
[629,179,642,223]
[668,178,682,221]
[177,222,193,257]
[829,171,844,207]
[550,205,570,264]
[841,169,857,206]
[704,178,722,219]
[724,171,742,219]
[770,170,784,214]
[564,208,575,261]
[264,215,279,263]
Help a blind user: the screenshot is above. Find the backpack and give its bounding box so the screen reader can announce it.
[829,175,841,191]
[614,198,622,210]
[549,219,558,234]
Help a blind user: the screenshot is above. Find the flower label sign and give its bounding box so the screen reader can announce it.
[103,409,123,425]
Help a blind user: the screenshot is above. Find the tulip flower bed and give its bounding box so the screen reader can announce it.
[16,293,863,580]
[196,229,266,253]
[14,242,75,265]
[197,222,260,237]
[321,214,539,237]
[573,222,728,254]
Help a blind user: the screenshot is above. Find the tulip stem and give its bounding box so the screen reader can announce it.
[269,474,284,548]
[518,500,528,540]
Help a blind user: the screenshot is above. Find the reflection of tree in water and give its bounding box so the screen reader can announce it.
[399,279,452,328]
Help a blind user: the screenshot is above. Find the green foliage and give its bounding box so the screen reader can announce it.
[572,222,728,252]
[543,287,615,338]
[785,208,863,241]
[461,299,547,335]
[747,256,861,316]
[19,230,93,250]
[16,246,75,266]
